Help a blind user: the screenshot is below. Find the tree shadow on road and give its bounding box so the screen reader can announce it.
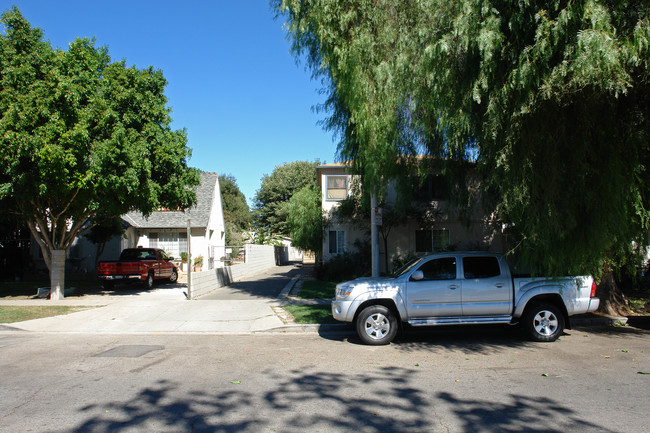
[59,366,616,433]
[437,392,616,433]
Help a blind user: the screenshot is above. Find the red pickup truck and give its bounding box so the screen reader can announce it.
[97,248,178,290]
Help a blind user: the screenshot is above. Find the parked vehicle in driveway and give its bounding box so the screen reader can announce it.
[97,248,178,290]
[332,252,600,345]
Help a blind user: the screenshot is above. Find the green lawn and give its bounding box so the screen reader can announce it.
[297,280,337,299]
[283,279,341,325]
[0,278,103,323]
[284,305,339,324]
[0,305,95,323]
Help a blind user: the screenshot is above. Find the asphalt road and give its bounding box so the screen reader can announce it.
[1,324,649,432]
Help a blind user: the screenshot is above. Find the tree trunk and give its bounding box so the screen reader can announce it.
[596,266,629,317]
[50,250,66,300]
[370,192,379,278]
[94,241,106,270]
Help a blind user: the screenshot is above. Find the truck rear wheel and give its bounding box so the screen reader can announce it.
[523,303,564,342]
[356,305,398,345]
[143,272,154,290]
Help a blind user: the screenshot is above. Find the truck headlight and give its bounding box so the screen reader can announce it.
[336,284,353,298]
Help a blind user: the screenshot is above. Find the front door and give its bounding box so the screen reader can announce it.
[405,257,462,317]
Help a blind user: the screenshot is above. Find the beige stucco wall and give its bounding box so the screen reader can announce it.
[317,163,504,273]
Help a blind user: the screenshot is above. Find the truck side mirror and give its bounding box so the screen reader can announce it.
[411,270,424,281]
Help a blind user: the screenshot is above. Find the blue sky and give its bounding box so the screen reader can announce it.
[2,0,338,204]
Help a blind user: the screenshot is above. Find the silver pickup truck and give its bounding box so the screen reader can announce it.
[332,252,600,345]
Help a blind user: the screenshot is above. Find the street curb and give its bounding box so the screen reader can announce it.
[571,316,628,327]
[262,323,352,334]
[278,275,300,299]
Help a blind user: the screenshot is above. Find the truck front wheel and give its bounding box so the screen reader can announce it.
[523,303,564,342]
[356,305,398,345]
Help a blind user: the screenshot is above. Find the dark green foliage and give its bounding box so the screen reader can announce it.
[316,249,370,282]
[219,174,251,245]
[253,160,320,236]
[287,185,322,255]
[275,0,650,281]
[0,8,199,295]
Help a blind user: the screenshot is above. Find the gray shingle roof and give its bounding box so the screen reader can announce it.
[122,172,218,229]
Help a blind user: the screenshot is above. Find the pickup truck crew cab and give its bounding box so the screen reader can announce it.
[97,248,178,290]
[332,252,600,345]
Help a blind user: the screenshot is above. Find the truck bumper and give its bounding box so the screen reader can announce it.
[98,274,143,281]
[331,299,361,322]
[587,297,600,313]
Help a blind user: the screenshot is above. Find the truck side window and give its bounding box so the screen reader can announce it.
[417,258,456,280]
[463,256,501,279]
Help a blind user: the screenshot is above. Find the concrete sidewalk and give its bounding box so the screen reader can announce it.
[0,264,326,335]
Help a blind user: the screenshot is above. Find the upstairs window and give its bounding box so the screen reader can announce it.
[326,175,348,200]
[413,175,448,201]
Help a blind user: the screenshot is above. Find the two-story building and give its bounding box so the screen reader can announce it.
[317,162,503,273]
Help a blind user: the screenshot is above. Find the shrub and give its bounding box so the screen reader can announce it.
[316,251,370,282]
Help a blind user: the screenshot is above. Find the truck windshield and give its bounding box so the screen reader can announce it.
[393,257,422,278]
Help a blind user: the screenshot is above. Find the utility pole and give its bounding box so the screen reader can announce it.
[186,218,192,300]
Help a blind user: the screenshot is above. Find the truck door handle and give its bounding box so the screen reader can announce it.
[495,283,504,288]
[449,285,459,290]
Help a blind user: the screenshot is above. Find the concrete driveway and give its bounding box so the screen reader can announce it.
[197,263,304,300]
[0,263,312,335]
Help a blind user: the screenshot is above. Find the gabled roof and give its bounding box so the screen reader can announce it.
[122,172,218,229]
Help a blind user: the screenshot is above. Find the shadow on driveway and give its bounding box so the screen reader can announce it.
[197,263,306,301]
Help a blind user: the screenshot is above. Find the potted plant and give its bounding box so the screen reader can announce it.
[193,255,203,272]
[180,252,188,271]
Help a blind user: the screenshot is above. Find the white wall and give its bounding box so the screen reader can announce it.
[187,244,279,299]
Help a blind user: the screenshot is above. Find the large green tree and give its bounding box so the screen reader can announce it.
[0,8,199,299]
[253,160,320,236]
[219,174,251,245]
[286,184,322,256]
[275,0,650,314]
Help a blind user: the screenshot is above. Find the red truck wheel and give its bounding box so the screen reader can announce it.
[143,272,154,290]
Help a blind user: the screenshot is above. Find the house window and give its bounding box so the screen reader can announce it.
[326,175,348,200]
[432,229,450,250]
[329,230,345,254]
[415,229,450,253]
[413,175,448,201]
[149,232,187,256]
[415,230,433,253]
